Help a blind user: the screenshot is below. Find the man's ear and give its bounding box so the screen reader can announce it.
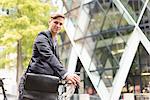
[48,19,52,23]
[48,20,51,25]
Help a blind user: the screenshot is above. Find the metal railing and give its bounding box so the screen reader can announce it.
[135,93,150,100]
[123,93,150,100]
[70,94,101,100]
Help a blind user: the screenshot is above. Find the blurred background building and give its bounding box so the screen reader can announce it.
[54,0,150,100]
[0,0,150,100]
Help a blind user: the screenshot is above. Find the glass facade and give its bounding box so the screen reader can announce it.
[58,0,150,99]
[139,3,150,39]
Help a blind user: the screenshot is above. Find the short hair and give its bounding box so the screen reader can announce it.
[51,13,65,19]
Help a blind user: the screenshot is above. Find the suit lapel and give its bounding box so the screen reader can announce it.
[45,30,59,58]
[45,30,55,50]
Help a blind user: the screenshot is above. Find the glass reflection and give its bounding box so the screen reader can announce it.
[120,0,144,22]
[139,8,150,40]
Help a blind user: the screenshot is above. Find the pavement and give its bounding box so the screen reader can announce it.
[0,93,17,100]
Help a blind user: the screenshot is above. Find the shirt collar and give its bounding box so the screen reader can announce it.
[47,30,57,46]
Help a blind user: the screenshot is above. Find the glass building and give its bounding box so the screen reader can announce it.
[55,0,150,100]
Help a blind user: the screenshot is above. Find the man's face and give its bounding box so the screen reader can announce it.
[49,17,64,34]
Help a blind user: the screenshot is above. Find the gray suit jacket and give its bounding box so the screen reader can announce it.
[26,30,67,79]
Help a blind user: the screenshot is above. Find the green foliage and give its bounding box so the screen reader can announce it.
[0,0,56,68]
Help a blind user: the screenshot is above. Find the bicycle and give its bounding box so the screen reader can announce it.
[58,80,76,100]
[21,72,80,100]
[0,78,7,100]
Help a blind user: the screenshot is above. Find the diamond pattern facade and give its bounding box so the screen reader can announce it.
[57,0,150,100]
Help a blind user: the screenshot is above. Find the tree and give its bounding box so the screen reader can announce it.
[0,0,57,82]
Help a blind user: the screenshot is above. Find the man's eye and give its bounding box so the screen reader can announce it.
[59,23,62,26]
[54,21,63,26]
[54,21,58,24]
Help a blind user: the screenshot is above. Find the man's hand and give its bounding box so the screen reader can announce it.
[65,74,80,87]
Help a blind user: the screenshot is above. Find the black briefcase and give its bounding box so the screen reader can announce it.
[24,73,60,93]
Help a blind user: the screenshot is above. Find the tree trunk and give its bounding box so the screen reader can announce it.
[16,39,23,83]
